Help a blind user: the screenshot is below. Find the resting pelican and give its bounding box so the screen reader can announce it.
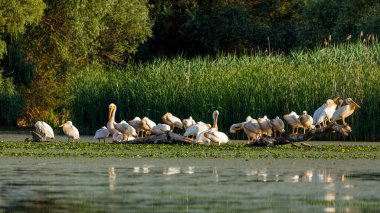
[128,117,144,137]
[258,116,273,136]
[59,121,80,142]
[115,120,138,139]
[196,110,229,145]
[182,116,196,130]
[283,111,303,135]
[34,121,55,139]
[270,116,285,138]
[162,112,183,131]
[314,99,338,127]
[141,117,156,136]
[152,123,171,135]
[230,119,262,143]
[113,132,136,143]
[299,111,315,133]
[331,98,360,125]
[184,121,212,139]
[94,126,110,143]
[246,116,254,122]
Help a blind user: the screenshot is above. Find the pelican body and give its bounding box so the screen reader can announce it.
[35,121,55,139]
[230,119,261,143]
[184,121,211,139]
[257,116,273,137]
[299,111,315,133]
[182,116,196,131]
[195,110,229,145]
[331,98,360,125]
[283,111,303,135]
[270,116,285,138]
[60,121,80,142]
[162,112,183,131]
[152,123,171,135]
[141,117,156,136]
[94,126,110,143]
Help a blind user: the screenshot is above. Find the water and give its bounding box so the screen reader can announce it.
[1,157,380,212]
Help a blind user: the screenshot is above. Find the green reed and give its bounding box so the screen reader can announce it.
[69,42,380,140]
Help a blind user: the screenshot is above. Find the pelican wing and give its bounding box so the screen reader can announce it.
[331,105,349,122]
[94,127,110,139]
[35,121,55,139]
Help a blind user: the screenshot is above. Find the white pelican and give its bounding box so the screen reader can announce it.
[34,121,55,139]
[59,121,80,142]
[258,116,273,137]
[270,116,285,138]
[151,123,171,135]
[314,100,338,127]
[246,116,254,122]
[331,98,360,125]
[182,116,196,130]
[128,117,144,137]
[230,119,262,143]
[107,103,137,141]
[94,126,110,143]
[299,111,315,133]
[283,111,303,135]
[184,121,212,139]
[115,120,138,139]
[141,117,156,136]
[162,112,183,131]
[196,110,229,145]
[313,97,340,126]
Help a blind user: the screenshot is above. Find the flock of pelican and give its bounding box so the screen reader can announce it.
[33,97,359,144]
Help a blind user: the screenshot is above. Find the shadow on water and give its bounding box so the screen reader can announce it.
[1,158,380,212]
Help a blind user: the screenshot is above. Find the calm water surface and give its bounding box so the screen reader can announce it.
[1,157,380,212]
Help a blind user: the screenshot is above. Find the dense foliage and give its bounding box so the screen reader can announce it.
[0,0,379,140]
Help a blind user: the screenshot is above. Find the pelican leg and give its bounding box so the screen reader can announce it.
[342,117,347,126]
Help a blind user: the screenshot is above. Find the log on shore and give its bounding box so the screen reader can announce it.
[246,123,352,147]
[116,131,192,145]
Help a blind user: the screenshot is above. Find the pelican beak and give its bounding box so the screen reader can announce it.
[350,100,361,109]
[333,96,340,102]
[161,114,167,122]
[59,124,64,127]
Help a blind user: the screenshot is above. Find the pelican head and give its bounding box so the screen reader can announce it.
[108,103,117,121]
[346,98,360,109]
[161,112,171,122]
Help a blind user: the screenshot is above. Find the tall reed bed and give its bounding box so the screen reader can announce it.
[70,43,380,140]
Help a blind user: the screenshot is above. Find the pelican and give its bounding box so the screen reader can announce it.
[230,119,262,143]
[141,117,156,136]
[331,98,360,125]
[196,110,229,145]
[162,112,183,131]
[313,97,340,126]
[128,117,144,137]
[299,111,315,133]
[314,99,338,127]
[115,120,138,139]
[182,116,196,130]
[246,116,254,122]
[107,103,137,141]
[184,121,212,139]
[257,116,273,137]
[34,121,55,139]
[59,121,80,142]
[270,116,285,138]
[152,123,171,135]
[283,111,303,135]
[94,126,110,143]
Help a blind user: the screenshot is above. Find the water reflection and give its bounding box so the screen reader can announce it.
[1,159,379,212]
[108,166,116,191]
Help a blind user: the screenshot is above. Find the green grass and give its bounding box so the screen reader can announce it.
[1,142,380,159]
[69,42,380,140]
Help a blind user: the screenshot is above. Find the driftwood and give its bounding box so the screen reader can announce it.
[115,131,193,145]
[246,123,352,147]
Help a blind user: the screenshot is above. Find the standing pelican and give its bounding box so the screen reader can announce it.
[34,121,55,139]
[60,121,80,142]
[94,126,110,143]
[141,117,156,136]
[270,116,285,138]
[331,98,360,125]
[230,119,262,143]
[162,112,183,131]
[258,116,273,137]
[128,117,144,137]
[314,99,338,127]
[152,123,171,135]
[182,116,196,131]
[299,111,315,133]
[107,103,136,141]
[283,111,303,135]
[313,97,340,127]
